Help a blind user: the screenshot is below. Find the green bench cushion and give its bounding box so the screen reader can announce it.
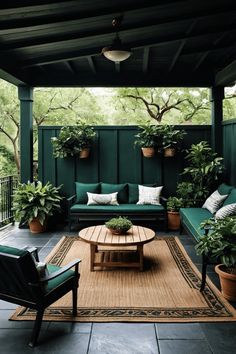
[180,208,213,241]
[218,183,234,196]
[44,264,75,293]
[101,183,128,203]
[223,188,236,206]
[70,203,165,213]
[75,182,100,204]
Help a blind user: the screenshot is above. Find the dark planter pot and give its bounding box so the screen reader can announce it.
[164,147,176,157]
[167,211,180,230]
[79,148,90,159]
[215,264,236,301]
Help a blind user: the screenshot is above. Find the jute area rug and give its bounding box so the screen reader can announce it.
[11,236,236,322]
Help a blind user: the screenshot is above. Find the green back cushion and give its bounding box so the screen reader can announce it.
[0,245,27,257]
[75,182,100,204]
[101,183,128,203]
[223,188,236,206]
[218,183,234,196]
[128,183,156,204]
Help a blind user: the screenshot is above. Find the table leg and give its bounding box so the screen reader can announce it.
[137,245,144,271]
[90,244,96,271]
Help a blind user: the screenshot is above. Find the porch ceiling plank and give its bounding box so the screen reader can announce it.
[142,47,150,73]
[87,57,97,75]
[14,23,236,69]
[215,58,236,86]
[0,67,26,86]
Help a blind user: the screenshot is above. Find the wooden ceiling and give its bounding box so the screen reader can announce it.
[0,0,236,87]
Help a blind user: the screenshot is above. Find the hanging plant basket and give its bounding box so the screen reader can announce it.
[164,147,176,157]
[79,148,90,159]
[141,147,155,158]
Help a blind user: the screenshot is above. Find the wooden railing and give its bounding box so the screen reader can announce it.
[0,175,18,228]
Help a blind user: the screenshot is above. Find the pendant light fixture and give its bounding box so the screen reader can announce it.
[102,18,132,63]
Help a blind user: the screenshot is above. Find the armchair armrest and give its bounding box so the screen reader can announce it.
[39,258,81,283]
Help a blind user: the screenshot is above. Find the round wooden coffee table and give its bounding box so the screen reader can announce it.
[79,225,155,271]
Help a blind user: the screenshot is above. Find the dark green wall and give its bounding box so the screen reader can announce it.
[38,125,211,197]
[223,119,236,186]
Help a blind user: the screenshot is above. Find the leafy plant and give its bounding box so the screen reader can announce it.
[167,197,184,212]
[176,182,195,207]
[105,216,133,234]
[12,181,62,226]
[134,123,162,148]
[178,141,224,206]
[51,121,96,158]
[195,217,236,274]
[159,125,186,150]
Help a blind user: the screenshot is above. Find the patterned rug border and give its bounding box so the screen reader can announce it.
[10,236,236,323]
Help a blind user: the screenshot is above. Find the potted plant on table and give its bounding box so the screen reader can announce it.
[51,121,96,159]
[195,217,236,301]
[134,123,162,158]
[13,181,63,233]
[160,125,186,157]
[105,216,133,235]
[167,196,184,230]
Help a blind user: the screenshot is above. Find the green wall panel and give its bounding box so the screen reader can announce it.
[38,125,211,197]
[223,120,236,186]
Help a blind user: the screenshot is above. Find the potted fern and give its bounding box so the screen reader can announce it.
[13,181,62,233]
[105,216,133,235]
[160,125,186,157]
[134,123,162,157]
[51,121,96,159]
[196,217,236,301]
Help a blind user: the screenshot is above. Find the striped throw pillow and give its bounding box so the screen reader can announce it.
[202,190,228,214]
[215,203,236,219]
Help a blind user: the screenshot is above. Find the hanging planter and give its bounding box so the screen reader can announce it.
[141,147,155,158]
[163,147,176,157]
[51,121,96,159]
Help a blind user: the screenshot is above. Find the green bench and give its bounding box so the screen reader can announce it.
[67,182,167,231]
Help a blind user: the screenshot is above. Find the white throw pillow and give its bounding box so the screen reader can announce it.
[202,190,228,214]
[87,192,119,205]
[137,185,163,205]
[215,203,236,219]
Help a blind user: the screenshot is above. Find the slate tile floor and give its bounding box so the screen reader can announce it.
[0,224,236,354]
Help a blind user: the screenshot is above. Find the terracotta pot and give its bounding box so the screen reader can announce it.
[167,211,180,230]
[79,148,90,159]
[164,148,176,157]
[29,218,46,234]
[215,264,236,301]
[141,147,155,158]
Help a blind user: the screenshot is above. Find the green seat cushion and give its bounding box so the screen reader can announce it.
[71,203,164,213]
[75,182,100,204]
[44,264,75,293]
[0,245,28,257]
[180,208,213,241]
[218,183,234,196]
[101,183,128,203]
[223,188,236,206]
[128,183,156,204]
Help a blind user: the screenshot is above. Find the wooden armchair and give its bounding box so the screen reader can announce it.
[0,244,81,347]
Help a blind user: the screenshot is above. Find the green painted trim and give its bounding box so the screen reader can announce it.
[222,118,236,125]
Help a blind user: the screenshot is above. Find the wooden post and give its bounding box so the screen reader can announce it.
[210,86,224,155]
[18,85,34,183]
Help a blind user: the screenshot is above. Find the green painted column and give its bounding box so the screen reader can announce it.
[18,85,34,183]
[210,86,224,155]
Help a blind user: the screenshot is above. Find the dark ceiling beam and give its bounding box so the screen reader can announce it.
[0,0,182,31]
[143,47,150,73]
[87,57,96,74]
[115,62,120,73]
[64,61,75,74]
[0,1,79,10]
[2,6,236,51]
[0,67,26,85]
[18,23,236,68]
[215,59,236,86]
[28,71,215,88]
[193,32,233,71]
[168,20,197,72]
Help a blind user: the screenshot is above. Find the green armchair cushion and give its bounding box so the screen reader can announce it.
[75,182,100,204]
[101,183,128,203]
[44,264,75,293]
[223,188,236,206]
[180,207,213,241]
[0,245,28,257]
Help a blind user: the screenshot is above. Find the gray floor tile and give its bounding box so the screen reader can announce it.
[155,323,205,339]
[48,321,92,334]
[200,323,236,354]
[0,309,49,330]
[159,339,212,354]
[0,300,18,310]
[88,323,159,354]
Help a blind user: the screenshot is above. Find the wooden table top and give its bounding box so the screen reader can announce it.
[79,225,155,246]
